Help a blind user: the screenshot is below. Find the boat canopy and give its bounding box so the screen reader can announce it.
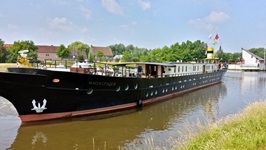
[96,62,176,67]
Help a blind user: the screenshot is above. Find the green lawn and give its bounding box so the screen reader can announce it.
[179,100,266,150]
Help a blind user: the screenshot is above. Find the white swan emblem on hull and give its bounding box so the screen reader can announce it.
[31,99,47,113]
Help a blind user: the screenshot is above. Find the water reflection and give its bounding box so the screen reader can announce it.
[0,82,226,150]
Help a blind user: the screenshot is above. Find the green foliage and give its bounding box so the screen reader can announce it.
[95,51,104,62]
[249,48,265,59]
[68,41,90,59]
[96,51,103,57]
[121,51,131,62]
[0,39,8,63]
[144,40,206,62]
[109,43,149,60]
[182,100,266,150]
[216,48,242,62]
[56,44,70,59]
[6,40,38,63]
[89,52,94,62]
[77,55,84,62]
[100,56,107,62]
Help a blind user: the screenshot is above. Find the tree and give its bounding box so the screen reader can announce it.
[249,48,264,58]
[6,40,38,63]
[0,39,8,63]
[121,51,131,62]
[56,44,70,59]
[68,41,90,59]
[96,51,103,62]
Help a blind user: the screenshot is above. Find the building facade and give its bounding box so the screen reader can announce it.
[241,48,265,71]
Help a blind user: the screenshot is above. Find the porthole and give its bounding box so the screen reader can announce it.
[134,84,138,89]
[87,88,93,94]
[116,86,120,92]
[125,85,129,91]
[52,78,60,83]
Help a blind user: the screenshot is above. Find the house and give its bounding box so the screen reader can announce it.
[241,48,265,71]
[4,44,113,62]
[90,45,113,61]
[37,45,87,61]
[37,45,60,61]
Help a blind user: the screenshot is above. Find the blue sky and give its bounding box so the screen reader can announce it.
[0,0,266,53]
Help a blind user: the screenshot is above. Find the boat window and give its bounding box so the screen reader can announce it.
[185,66,187,72]
[178,66,180,72]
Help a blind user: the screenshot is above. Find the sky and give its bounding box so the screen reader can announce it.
[1,0,266,53]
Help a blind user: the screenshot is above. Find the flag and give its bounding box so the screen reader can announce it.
[208,34,212,39]
[215,34,219,40]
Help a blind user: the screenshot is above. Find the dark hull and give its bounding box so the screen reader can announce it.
[0,68,227,122]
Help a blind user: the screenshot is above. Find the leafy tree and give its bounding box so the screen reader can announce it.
[0,39,8,63]
[140,55,150,62]
[56,44,70,59]
[121,51,131,62]
[96,51,103,62]
[68,41,90,59]
[249,48,265,59]
[6,40,37,63]
[132,56,139,62]
[109,43,126,55]
[89,52,94,62]
[77,55,84,62]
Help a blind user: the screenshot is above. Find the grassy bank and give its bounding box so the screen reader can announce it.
[0,63,16,72]
[178,100,266,150]
[137,100,266,150]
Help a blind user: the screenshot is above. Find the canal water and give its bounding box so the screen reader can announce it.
[1,71,266,150]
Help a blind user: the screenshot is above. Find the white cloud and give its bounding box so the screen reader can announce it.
[101,0,123,15]
[137,0,151,10]
[189,11,230,30]
[80,6,92,20]
[205,11,230,24]
[48,17,74,31]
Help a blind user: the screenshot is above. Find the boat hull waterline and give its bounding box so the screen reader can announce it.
[0,67,226,122]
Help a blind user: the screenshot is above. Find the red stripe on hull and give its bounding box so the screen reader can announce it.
[19,81,221,122]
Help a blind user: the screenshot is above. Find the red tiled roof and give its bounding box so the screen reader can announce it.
[3,44,13,48]
[3,44,59,53]
[90,45,113,56]
[37,45,59,53]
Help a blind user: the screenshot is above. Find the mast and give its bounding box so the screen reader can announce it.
[206,32,219,63]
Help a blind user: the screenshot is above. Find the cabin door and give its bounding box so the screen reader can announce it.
[146,64,157,77]
[203,65,206,73]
